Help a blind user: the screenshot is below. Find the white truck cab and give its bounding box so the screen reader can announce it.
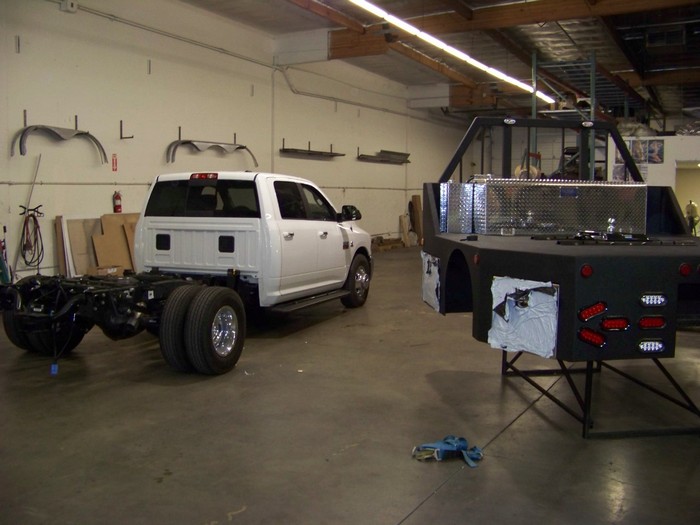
[134,171,372,309]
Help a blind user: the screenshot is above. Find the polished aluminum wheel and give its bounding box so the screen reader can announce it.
[211,305,238,357]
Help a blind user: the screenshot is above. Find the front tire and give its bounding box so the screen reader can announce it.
[185,287,246,375]
[341,253,371,308]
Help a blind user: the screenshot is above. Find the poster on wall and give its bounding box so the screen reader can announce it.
[613,138,663,181]
[625,139,665,164]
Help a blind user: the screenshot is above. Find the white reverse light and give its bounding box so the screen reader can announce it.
[347,0,556,104]
[638,340,665,353]
[640,293,668,307]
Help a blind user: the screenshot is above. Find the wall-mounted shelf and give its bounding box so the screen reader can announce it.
[357,149,410,165]
[279,139,345,159]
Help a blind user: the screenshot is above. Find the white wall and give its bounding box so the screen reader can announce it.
[0,0,465,277]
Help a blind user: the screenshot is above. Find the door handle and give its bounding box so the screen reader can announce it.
[319,231,328,239]
[283,232,295,240]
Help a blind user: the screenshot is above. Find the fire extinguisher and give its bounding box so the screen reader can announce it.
[113,190,122,213]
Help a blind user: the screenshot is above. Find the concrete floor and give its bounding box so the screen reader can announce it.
[1,247,699,524]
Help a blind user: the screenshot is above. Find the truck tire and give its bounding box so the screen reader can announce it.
[341,253,371,308]
[159,285,201,372]
[2,310,31,350]
[24,321,87,357]
[185,287,246,375]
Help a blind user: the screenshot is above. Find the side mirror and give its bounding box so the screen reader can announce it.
[338,205,362,222]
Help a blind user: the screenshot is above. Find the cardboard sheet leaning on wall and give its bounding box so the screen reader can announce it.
[55,213,139,277]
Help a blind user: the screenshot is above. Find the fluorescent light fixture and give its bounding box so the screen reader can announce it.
[347,0,556,104]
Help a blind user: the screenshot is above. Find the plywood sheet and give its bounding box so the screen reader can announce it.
[100,213,139,237]
[97,213,139,271]
[92,232,132,271]
[54,216,67,276]
[124,222,137,270]
[399,214,410,247]
[411,194,423,244]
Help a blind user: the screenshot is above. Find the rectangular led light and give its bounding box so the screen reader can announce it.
[638,340,665,353]
[640,293,667,307]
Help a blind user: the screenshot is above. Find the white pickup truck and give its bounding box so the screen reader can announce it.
[1,171,372,375]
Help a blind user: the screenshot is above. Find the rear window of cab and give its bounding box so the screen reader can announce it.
[144,179,260,218]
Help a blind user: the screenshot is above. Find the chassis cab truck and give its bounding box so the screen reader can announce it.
[0,171,372,375]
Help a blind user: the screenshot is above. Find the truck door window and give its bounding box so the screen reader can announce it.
[275,181,306,219]
[300,185,335,221]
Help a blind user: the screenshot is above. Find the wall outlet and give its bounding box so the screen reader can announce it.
[60,0,78,13]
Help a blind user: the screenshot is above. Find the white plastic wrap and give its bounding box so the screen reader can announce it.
[421,251,440,312]
[487,276,558,358]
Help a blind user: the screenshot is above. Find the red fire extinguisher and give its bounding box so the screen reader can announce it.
[113,191,122,213]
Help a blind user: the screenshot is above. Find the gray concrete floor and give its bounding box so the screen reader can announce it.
[1,246,699,524]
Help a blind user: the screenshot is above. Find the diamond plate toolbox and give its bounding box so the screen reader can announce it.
[440,179,647,235]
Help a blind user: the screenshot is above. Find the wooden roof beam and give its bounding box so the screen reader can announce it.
[438,0,473,21]
[285,0,365,33]
[329,27,389,59]
[618,69,700,88]
[402,0,700,34]
[386,42,478,88]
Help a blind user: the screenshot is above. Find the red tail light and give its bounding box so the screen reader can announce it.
[638,316,666,329]
[578,328,606,347]
[190,172,218,180]
[600,317,630,331]
[679,263,692,277]
[580,264,594,278]
[579,302,607,322]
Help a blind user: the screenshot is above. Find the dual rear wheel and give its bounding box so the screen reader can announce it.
[159,285,246,375]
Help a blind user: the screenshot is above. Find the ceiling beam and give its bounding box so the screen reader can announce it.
[387,42,478,88]
[438,0,473,21]
[401,0,699,34]
[285,0,365,33]
[329,27,388,59]
[618,69,700,88]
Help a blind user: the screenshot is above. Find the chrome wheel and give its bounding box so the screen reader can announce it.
[353,266,370,299]
[185,287,246,375]
[211,305,239,357]
[342,254,371,308]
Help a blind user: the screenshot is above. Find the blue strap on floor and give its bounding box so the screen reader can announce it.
[412,435,483,468]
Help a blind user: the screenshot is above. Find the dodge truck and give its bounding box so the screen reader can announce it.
[0,171,372,375]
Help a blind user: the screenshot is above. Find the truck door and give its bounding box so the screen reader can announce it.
[274,181,321,297]
[298,183,347,287]
[274,181,346,298]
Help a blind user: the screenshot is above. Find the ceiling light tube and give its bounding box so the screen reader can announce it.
[384,14,419,36]
[347,0,556,104]
[348,0,387,19]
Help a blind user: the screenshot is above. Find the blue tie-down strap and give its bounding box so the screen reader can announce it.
[412,435,483,468]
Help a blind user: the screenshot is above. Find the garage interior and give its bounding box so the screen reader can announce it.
[2,1,700,524]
